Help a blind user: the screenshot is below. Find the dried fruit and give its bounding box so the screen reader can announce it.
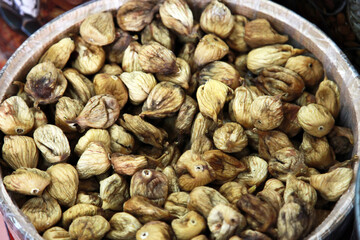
[234,54,248,77]
[123,196,172,223]
[142,19,174,50]
[219,181,248,204]
[284,174,317,207]
[247,44,304,74]
[122,41,143,72]
[256,66,305,101]
[21,192,62,232]
[256,188,284,213]
[4,168,50,196]
[175,95,198,135]
[39,37,75,69]
[71,94,120,130]
[244,19,288,48]
[80,12,116,46]
[157,58,191,89]
[299,132,336,170]
[178,43,197,73]
[104,29,132,64]
[200,0,234,38]
[328,126,354,155]
[69,215,110,240]
[76,192,102,207]
[315,78,340,118]
[164,191,190,218]
[226,15,248,52]
[237,156,268,187]
[190,112,217,144]
[120,71,157,105]
[285,55,323,88]
[197,79,233,122]
[257,130,293,161]
[72,36,105,75]
[310,167,353,201]
[47,163,79,207]
[108,124,134,154]
[55,97,84,133]
[191,135,213,154]
[213,122,248,153]
[130,169,168,206]
[100,173,129,211]
[62,203,102,228]
[268,147,308,181]
[107,212,142,240]
[74,128,111,156]
[141,82,185,118]
[76,142,111,179]
[111,153,148,176]
[194,34,229,66]
[120,114,167,148]
[188,186,229,218]
[208,204,246,240]
[163,166,180,193]
[297,103,335,137]
[278,103,301,137]
[42,227,71,240]
[264,178,285,196]
[199,61,241,90]
[136,221,173,240]
[117,0,158,32]
[139,41,178,74]
[250,95,283,131]
[159,0,194,35]
[172,211,206,240]
[33,124,70,163]
[25,62,67,105]
[93,73,128,110]
[2,135,39,170]
[240,230,271,240]
[63,68,95,105]
[30,107,48,130]
[295,91,316,106]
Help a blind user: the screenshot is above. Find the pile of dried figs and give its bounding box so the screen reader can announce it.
[0,0,356,239]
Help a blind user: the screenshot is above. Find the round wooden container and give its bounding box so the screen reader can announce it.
[0,0,359,239]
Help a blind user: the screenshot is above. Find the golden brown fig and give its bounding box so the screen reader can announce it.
[268,147,308,181]
[100,63,123,75]
[234,54,248,77]
[328,126,354,155]
[297,103,335,137]
[315,77,340,118]
[111,153,148,176]
[120,114,167,148]
[130,169,168,206]
[69,215,110,240]
[71,36,105,75]
[188,186,229,218]
[47,163,79,207]
[71,94,120,130]
[172,211,206,240]
[244,19,288,48]
[194,34,229,67]
[164,191,190,218]
[21,193,62,232]
[29,107,47,131]
[93,73,128,110]
[142,19,174,50]
[257,130,293,161]
[62,203,103,228]
[25,62,67,105]
[176,150,216,191]
[39,37,75,69]
[178,43,197,73]
[219,182,248,204]
[200,0,234,38]
[2,135,39,170]
[299,132,336,170]
[139,41,178,75]
[123,196,172,223]
[80,12,116,46]
[42,226,71,240]
[141,82,185,118]
[63,68,95,105]
[240,230,272,240]
[117,0,158,32]
[256,188,284,213]
[207,204,246,240]
[285,55,323,88]
[203,150,247,183]
[162,166,180,193]
[284,174,317,207]
[55,97,84,133]
[159,0,194,35]
[191,135,213,154]
[296,91,316,106]
[237,156,268,187]
[136,221,173,240]
[175,95,198,135]
[156,58,191,89]
[76,192,102,207]
[264,178,285,195]
[100,173,129,211]
[106,212,142,240]
[197,80,233,122]
[247,44,304,74]
[250,95,283,131]
[104,28,132,64]
[4,168,50,196]
[213,122,248,153]
[278,103,302,137]
[74,128,111,156]
[226,15,248,52]
[178,23,203,44]
[109,124,135,154]
[198,61,241,90]
[122,41,143,72]
[256,66,305,101]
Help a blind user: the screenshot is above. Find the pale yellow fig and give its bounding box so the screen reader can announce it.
[250,95,283,131]
[39,37,75,69]
[63,68,95,105]
[74,128,111,156]
[80,12,115,46]
[194,34,229,67]
[237,156,268,187]
[122,41,143,72]
[226,15,248,52]
[315,78,340,118]
[156,58,191,89]
[284,174,317,207]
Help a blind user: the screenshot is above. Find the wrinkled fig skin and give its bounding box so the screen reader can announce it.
[109,124,135,154]
[244,18,288,48]
[123,196,172,223]
[156,57,191,89]
[63,68,95,105]
[111,153,148,176]
[163,166,181,193]
[284,174,317,208]
[328,126,354,155]
[315,78,340,118]
[194,34,229,67]
[130,169,169,206]
[122,41,143,73]
[142,19,174,50]
[69,215,110,240]
[175,95,198,135]
[226,15,248,53]
[240,230,272,240]
[164,192,190,218]
[62,203,103,229]
[55,97,84,133]
[100,173,129,211]
[213,122,248,153]
[257,188,284,213]
[191,135,213,154]
[39,37,75,69]
[237,194,277,233]
[207,204,246,240]
[42,226,71,240]
[256,66,305,102]
[104,28,132,64]
[257,130,293,161]
[172,211,206,240]
[250,95,283,131]
[74,128,111,156]
[237,156,268,187]
[278,103,301,137]
[107,212,142,240]
[136,221,173,240]
[219,182,248,204]
[296,91,316,106]
[76,191,102,207]
[264,178,285,195]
